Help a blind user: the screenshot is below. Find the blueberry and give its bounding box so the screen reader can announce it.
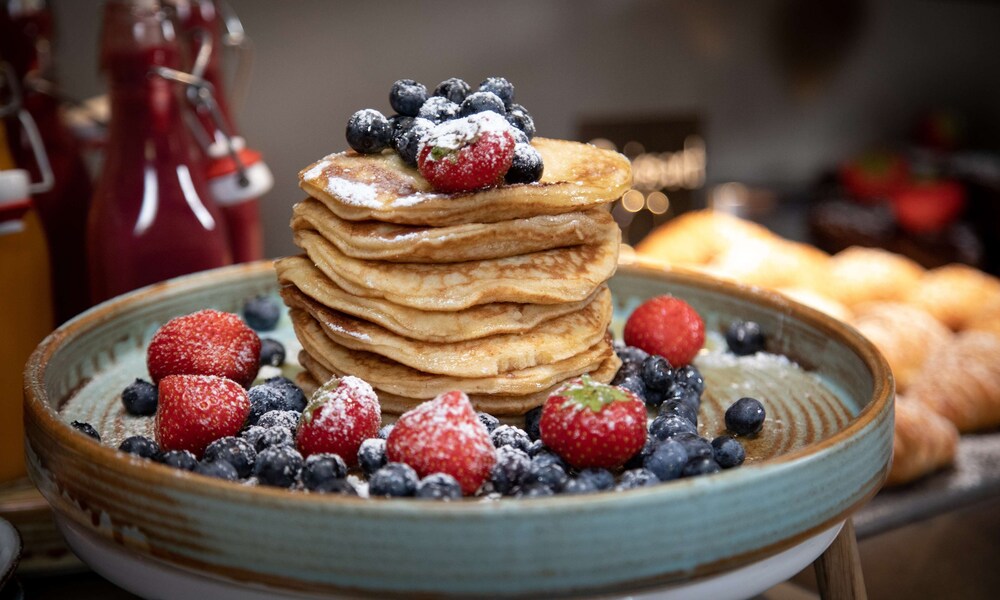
[346,108,392,154]
[726,320,766,356]
[156,449,198,471]
[263,376,307,413]
[505,103,535,139]
[491,425,532,453]
[300,453,349,491]
[658,400,698,426]
[259,338,286,367]
[644,439,688,482]
[243,425,294,453]
[563,477,600,495]
[247,385,285,426]
[505,143,544,184]
[478,77,515,107]
[611,360,641,385]
[477,412,500,433]
[377,424,395,440]
[433,77,471,103]
[725,397,766,436]
[682,456,722,477]
[415,473,463,500]
[616,468,660,490]
[664,383,700,410]
[711,435,746,469]
[312,478,359,495]
[369,462,418,497]
[524,406,543,441]
[387,114,413,136]
[641,356,675,393]
[257,410,300,431]
[490,446,531,495]
[615,374,647,402]
[675,365,705,395]
[195,459,239,481]
[673,433,714,461]
[417,96,459,123]
[649,415,697,441]
[624,437,657,470]
[357,438,387,476]
[530,448,569,472]
[254,445,303,488]
[389,79,428,117]
[118,435,159,459]
[526,439,547,457]
[523,459,568,492]
[516,483,556,498]
[203,436,257,478]
[71,420,101,441]
[509,127,529,146]
[242,295,281,331]
[615,344,649,364]
[121,378,158,416]
[576,468,616,491]
[459,91,506,117]
[392,117,433,167]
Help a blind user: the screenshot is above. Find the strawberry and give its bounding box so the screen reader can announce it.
[417,111,515,193]
[539,375,647,470]
[156,374,250,457]
[623,295,705,367]
[890,180,965,234]
[295,376,381,465]
[147,309,261,388]
[386,390,496,495]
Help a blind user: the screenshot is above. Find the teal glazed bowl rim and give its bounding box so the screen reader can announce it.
[23,260,894,597]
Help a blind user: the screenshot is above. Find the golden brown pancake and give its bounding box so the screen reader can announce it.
[298,138,632,226]
[292,225,619,310]
[291,198,617,263]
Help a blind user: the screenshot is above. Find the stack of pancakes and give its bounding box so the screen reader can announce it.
[277,137,631,416]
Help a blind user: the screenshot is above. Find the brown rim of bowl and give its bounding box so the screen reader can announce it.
[23,259,893,514]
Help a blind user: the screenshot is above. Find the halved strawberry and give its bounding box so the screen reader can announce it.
[147,309,261,388]
[295,376,381,465]
[156,374,250,457]
[386,390,497,495]
[539,375,647,470]
[417,111,515,193]
[623,295,705,367]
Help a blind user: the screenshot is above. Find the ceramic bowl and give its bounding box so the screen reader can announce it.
[23,261,893,597]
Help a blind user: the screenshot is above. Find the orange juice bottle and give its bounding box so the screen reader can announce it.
[0,168,54,482]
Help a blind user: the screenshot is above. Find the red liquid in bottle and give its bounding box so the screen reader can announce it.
[87,0,231,303]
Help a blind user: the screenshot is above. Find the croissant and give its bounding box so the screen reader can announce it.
[905,264,1000,330]
[819,246,925,308]
[907,331,1000,432]
[778,287,853,322]
[706,238,830,290]
[635,210,775,266]
[966,294,1000,337]
[850,302,952,392]
[885,395,959,487]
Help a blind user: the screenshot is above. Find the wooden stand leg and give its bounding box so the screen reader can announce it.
[813,519,867,600]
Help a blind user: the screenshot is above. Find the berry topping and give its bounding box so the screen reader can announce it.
[489,446,531,495]
[295,376,381,464]
[389,79,428,117]
[725,397,766,436]
[119,435,160,459]
[504,143,544,184]
[386,390,497,495]
[433,77,471,104]
[369,462,419,497]
[415,473,463,500]
[300,453,349,491]
[459,91,506,118]
[725,320,766,356]
[254,445,303,488]
[147,309,261,388]
[417,112,515,193]
[505,103,536,139]
[203,436,257,478]
[623,295,705,367]
[346,109,392,154]
[257,410,300,431]
[156,449,199,471]
[490,424,532,453]
[357,437,388,476]
[196,459,239,481]
[242,295,281,331]
[71,420,101,441]
[392,116,434,167]
[478,77,515,108]
[477,412,500,433]
[121,378,158,416]
[259,338,286,367]
[417,96,460,123]
[644,439,688,482]
[711,435,746,469]
[539,375,647,470]
[155,374,251,457]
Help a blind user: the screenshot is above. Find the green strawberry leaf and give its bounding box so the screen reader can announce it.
[560,374,630,412]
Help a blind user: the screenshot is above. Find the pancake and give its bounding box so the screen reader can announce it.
[275,256,606,342]
[291,309,616,399]
[281,284,611,377]
[297,350,622,416]
[291,198,617,263]
[293,226,619,311]
[298,138,632,226]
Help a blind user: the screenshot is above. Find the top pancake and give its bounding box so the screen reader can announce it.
[298,138,632,226]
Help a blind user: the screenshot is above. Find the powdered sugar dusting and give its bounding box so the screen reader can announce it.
[390,191,445,207]
[303,159,331,181]
[324,177,380,207]
[419,111,512,156]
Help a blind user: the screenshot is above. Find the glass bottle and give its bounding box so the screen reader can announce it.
[87,0,232,303]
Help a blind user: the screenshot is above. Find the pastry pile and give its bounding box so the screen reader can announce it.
[277,138,631,416]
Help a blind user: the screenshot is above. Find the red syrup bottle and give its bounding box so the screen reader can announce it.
[87,0,232,303]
